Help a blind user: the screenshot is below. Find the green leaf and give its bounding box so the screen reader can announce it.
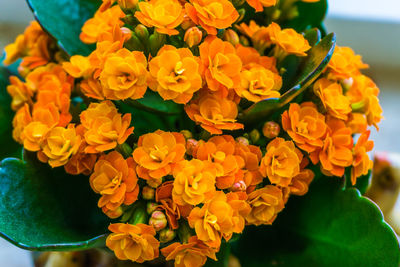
[27,0,100,56]
[283,0,328,34]
[240,32,336,124]
[0,151,109,251]
[232,177,400,266]
[125,91,182,115]
[0,66,22,159]
[304,28,321,47]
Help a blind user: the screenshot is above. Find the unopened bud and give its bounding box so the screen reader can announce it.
[236,8,246,23]
[118,0,138,10]
[103,206,123,219]
[142,186,155,200]
[184,27,203,48]
[149,211,168,231]
[262,121,280,139]
[236,137,249,146]
[135,24,149,43]
[239,36,250,46]
[186,139,198,156]
[231,180,247,192]
[249,129,260,144]
[159,229,176,243]
[130,205,148,225]
[147,202,158,214]
[180,130,193,140]
[181,15,196,30]
[147,178,162,188]
[223,29,239,46]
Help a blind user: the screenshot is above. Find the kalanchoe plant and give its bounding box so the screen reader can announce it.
[0,0,398,266]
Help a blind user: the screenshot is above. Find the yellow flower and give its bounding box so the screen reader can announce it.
[268,22,311,56]
[7,76,33,111]
[135,0,185,36]
[327,46,368,79]
[149,45,202,104]
[99,48,148,100]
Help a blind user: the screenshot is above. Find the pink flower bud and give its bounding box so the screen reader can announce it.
[263,121,280,139]
[142,186,155,200]
[223,29,239,46]
[236,137,250,146]
[149,211,167,231]
[159,229,176,243]
[231,180,247,192]
[147,202,158,215]
[184,27,203,48]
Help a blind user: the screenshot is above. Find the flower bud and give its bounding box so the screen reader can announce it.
[142,186,155,200]
[135,24,149,43]
[239,36,250,46]
[149,211,167,231]
[262,121,280,139]
[231,180,247,192]
[159,229,176,243]
[181,15,196,30]
[184,27,203,48]
[147,178,162,189]
[223,29,239,46]
[180,130,193,140]
[186,139,198,156]
[249,129,260,144]
[236,136,249,146]
[130,205,148,225]
[118,0,138,9]
[147,202,158,214]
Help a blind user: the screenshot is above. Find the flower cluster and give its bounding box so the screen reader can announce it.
[3,0,382,266]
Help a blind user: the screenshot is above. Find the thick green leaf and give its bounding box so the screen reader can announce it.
[26,0,100,56]
[125,91,183,116]
[0,151,109,251]
[232,177,400,266]
[240,33,336,124]
[0,66,21,158]
[283,0,328,33]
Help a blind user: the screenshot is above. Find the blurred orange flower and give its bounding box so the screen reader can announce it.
[135,0,185,35]
[327,46,368,79]
[185,0,239,35]
[80,101,134,153]
[107,223,160,263]
[172,159,216,206]
[133,130,186,183]
[313,78,351,120]
[199,37,242,96]
[246,185,285,226]
[185,92,243,135]
[80,5,125,44]
[90,151,139,217]
[12,104,32,144]
[282,102,327,153]
[161,236,217,267]
[149,45,202,104]
[351,131,374,185]
[246,0,277,12]
[7,76,33,111]
[99,48,148,100]
[260,138,303,187]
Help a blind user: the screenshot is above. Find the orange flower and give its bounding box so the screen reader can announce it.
[172,159,216,206]
[234,141,264,189]
[37,124,82,168]
[260,138,303,187]
[185,0,239,35]
[246,0,277,12]
[149,45,202,104]
[135,0,185,36]
[80,5,125,44]
[346,113,368,134]
[132,130,186,183]
[246,185,285,226]
[236,20,261,39]
[268,22,311,56]
[288,169,314,196]
[236,64,281,102]
[90,151,139,217]
[12,104,32,144]
[313,78,351,120]
[347,75,383,129]
[199,37,242,95]
[185,92,243,135]
[64,125,98,176]
[80,101,134,153]
[21,103,61,152]
[3,21,51,70]
[236,44,278,73]
[351,131,374,185]
[314,118,353,177]
[161,236,217,267]
[7,76,33,111]
[282,102,327,153]
[188,191,250,247]
[62,55,93,78]
[99,48,148,100]
[107,223,160,263]
[79,78,106,100]
[327,46,368,79]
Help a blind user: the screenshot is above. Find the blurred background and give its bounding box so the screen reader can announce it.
[1,0,400,266]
